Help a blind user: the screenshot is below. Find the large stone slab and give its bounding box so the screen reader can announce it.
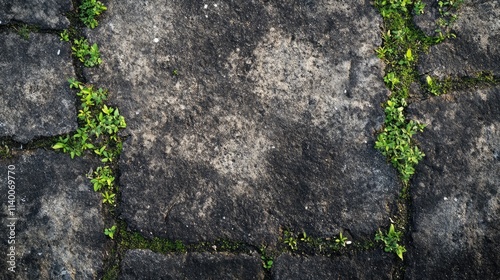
[406,86,500,279]
[85,0,400,245]
[0,0,72,29]
[273,251,395,279]
[0,150,104,279]
[0,32,76,143]
[119,249,264,280]
[417,0,500,78]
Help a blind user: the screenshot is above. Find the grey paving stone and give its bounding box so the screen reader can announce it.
[85,0,399,245]
[406,86,500,279]
[417,0,500,78]
[0,150,104,279]
[273,251,395,280]
[0,32,76,143]
[0,0,72,29]
[119,249,264,280]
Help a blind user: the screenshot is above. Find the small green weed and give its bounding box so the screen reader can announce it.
[375,224,406,260]
[335,231,349,247]
[260,246,274,269]
[375,97,426,182]
[425,75,451,96]
[88,166,114,192]
[72,38,102,67]
[15,24,31,40]
[53,79,125,161]
[60,29,70,42]
[79,0,107,29]
[104,225,117,239]
[284,236,298,250]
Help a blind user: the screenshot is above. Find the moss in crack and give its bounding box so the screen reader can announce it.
[278,228,380,257]
[423,71,500,96]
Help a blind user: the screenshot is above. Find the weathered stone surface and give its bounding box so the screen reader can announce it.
[273,251,395,280]
[0,150,104,279]
[0,32,76,143]
[406,86,500,279]
[417,0,500,78]
[85,0,399,246]
[120,249,264,280]
[0,0,72,29]
[412,0,441,37]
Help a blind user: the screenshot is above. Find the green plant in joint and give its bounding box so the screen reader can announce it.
[79,0,107,29]
[375,224,406,260]
[72,38,102,67]
[104,225,117,239]
[335,231,349,247]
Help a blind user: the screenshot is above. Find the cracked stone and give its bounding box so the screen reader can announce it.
[406,86,500,279]
[120,249,264,280]
[417,0,500,78]
[84,0,400,246]
[0,150,104,279]
[0,0,72,29]
[0,32,76,143]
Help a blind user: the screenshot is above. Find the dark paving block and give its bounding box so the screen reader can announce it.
[119,249,264,280]
[0,150,104,279]
[0,0,72,29]
[85,0,400,245]
[417,0,500,78]
[406,86,500,279]
[273,251,395,280]
[0,32,76,143]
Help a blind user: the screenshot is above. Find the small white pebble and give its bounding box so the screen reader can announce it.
[214,4,217,7]
[305,206,308,210]
[444,197,448,201]
[153,38,159,43]
[222,216,225,220]
[454,198,457,202]
[346,241,352,245]
[57,49,60,55]
[204,4,208,9]
[212,245,217,251]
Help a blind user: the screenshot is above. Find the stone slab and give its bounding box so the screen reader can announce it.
[119,249,264,280]
[273,251,395,280]
[406,86,500,279]
[417,0,500,78]
[85,0,400,245]
[0,150,104,279]
[0,0,72,29]
[0,32,76,143]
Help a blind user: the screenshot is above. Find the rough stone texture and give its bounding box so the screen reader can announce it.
[273,251,395,280]
[85,0,400,245]
[0,150,104,279]
[412,0,441,37]
[0,0,72,29]
[0,32,76,143]
[406,86,500,279]
[120,249,264,280]
[417,0,500,78]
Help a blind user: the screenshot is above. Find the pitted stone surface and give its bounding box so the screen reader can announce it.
[85,0,399,245]
[0,32,76,143]
[0,150,103,279]
[0,0,72,29]
[120,249,264,280]
[417,0,500,78]
[273,251,394,280]
[406,86,500,279]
